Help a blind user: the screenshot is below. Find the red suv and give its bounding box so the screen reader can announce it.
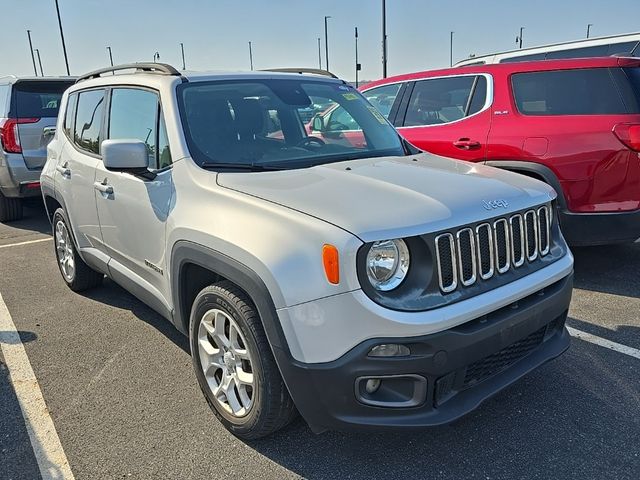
[360,57,640,245]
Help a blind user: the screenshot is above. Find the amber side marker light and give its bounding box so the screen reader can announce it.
[322,244,340,284]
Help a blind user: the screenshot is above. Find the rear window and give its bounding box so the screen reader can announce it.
[512,68,633,115]
[11,81,72,118]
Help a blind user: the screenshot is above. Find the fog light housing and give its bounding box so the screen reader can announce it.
[368,343,410,357]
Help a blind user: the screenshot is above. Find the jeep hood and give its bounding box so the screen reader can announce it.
[217,153,556,242]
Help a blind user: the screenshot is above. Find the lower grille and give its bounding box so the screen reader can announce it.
[463,327,546,386]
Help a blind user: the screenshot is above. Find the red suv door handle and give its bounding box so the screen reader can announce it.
[453,138,481,150]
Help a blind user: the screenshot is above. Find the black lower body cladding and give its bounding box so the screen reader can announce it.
[275,273,573,433]
[559,208,640,246]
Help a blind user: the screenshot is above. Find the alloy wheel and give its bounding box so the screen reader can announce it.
[197,308,255,417]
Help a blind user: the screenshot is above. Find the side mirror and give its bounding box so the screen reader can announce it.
[312,114,324,132]
[102,139,149,173]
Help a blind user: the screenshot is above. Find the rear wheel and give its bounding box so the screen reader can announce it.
[0,192,23,222]
[190,281,297,439]
[52,208,103,291]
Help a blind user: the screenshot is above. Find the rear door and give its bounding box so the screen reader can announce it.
[494,66,640,213]
[11,80,73,169]
[395,75,492,162]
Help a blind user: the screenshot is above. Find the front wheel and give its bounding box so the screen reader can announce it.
[52,208,103,291]
[190,281,297,439]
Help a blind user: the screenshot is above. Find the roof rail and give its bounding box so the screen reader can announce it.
[76,63,181,83]
[260,67,339,79]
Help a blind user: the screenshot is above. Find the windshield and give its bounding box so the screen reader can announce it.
[176,78,405,169]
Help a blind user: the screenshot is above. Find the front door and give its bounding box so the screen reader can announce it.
[94,87,174,305]
[396,75,492,163]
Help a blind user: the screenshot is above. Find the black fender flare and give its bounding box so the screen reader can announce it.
[170,240,290,355]
[484,160,568,211]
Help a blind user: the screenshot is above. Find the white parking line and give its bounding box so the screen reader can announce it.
[0,292,75,480]
[0,237,51,249]
[568,326,640,360]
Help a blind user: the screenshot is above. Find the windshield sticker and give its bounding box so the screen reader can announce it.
[337,85,350,91]
[342,93,359,101]
[367,106,387,124]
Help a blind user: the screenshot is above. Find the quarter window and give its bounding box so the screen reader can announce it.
[74,89,105,155]
[363,83,402,118]
[63,93,77,139]
[403,76,485,127]
[512,68,628,115]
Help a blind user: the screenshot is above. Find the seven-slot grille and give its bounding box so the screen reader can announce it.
[435,205,552,292]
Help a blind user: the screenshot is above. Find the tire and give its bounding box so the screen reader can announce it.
[52,208,103,292]
[0,192,23,222]
[190,281,297,440]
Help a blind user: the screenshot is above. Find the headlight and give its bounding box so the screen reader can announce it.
[366,239,410,291]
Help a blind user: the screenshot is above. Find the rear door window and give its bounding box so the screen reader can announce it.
[74,89,105,154]
[11,81,72,118]
[402,76,485,126]
[512,68,628,115]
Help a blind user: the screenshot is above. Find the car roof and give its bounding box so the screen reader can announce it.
[361,56,640,90]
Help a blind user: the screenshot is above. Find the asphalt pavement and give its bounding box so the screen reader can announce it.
[0,204,638,480]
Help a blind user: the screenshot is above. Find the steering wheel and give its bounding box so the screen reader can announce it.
[297,136,325,148]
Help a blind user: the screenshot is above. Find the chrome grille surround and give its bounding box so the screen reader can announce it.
[510,214,525,268]
[435,233,457,293]
[493,218,510,274]
[456,228,477,286]
[524,210,539,262]
[434,204,553,293]
[475,223,494,280]
[537,206,551,256]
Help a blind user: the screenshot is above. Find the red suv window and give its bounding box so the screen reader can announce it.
[511,68,637,115]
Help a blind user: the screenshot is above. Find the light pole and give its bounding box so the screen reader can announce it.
[180,42,186,70]
[248,41,253,71]
[54,0,70,75]
[26,30,37,76]
[153,52,160,62]
[586,24,593,38]
[355,27,361,88]
[382,0,388,78]
[317,37,322,69]
[34,49,44,76]
[324,16,331,71]
[106,46,113,67]
[450,31,454,67]
[516,27,524,49]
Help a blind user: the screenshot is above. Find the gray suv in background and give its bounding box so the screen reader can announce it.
[0,77,74,221]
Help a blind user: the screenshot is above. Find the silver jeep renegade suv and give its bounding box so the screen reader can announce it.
[41,63,574,439]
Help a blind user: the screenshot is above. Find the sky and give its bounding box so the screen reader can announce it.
[1,0,638,81]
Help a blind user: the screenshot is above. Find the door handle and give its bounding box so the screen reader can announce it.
[93,181,114,195]
[56,164,71,176]
[453,138,481,150]
[43,126,56,137]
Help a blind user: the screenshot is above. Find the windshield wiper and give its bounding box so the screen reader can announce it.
[200,162,283,172]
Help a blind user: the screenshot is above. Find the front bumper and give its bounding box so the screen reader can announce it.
[276,272,572,433]
[560,208,640,246]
